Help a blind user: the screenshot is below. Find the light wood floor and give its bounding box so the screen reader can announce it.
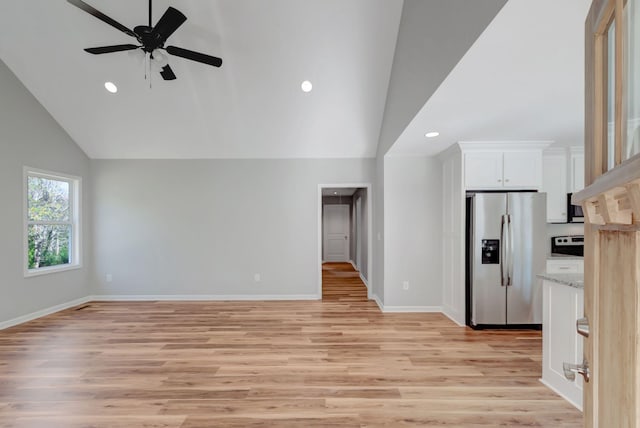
[322,262,368,301]
[0,266,583,427]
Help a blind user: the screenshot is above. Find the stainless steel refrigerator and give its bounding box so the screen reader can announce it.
[466,192,546,328]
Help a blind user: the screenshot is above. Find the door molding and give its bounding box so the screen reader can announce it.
[317,183,372,298]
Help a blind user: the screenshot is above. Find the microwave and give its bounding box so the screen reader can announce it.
[567,193,584,223]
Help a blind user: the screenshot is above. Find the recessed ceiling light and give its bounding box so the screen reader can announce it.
[104,82,118,93]
[333,191,338,195]
[301,80,313,92]
[425,131,439,138]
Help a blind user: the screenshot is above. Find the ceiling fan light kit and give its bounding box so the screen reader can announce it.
[67,0,223,82]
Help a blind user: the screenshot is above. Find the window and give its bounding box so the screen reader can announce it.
[24,167,81,276]
[597,0,640,175]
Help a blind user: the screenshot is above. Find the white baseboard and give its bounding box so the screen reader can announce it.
[0,293,458,330]
[442,306,466,326]
[539,379,583,411]
[0,296,92,330]
[0,294,321,329]
[370,294,441,313]
[349,260,358,271]
[382,305,443,313]
[372,294,384,311]
[89,294,321,301]
[359,273,369,288]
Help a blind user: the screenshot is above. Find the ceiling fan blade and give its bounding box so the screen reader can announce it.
[84,44,139,55]
[166,46,223,68]
[67,0,137,39]
[160,65,177,80]
[151,7,187,43]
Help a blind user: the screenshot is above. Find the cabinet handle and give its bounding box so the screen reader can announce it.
[505,178,510,183]
[497,179,502,182]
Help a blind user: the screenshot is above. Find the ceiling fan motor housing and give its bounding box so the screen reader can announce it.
[134,25,164,52]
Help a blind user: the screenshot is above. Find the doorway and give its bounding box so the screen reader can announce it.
[317,184,372,299]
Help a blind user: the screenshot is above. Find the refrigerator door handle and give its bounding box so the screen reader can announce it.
[500,214,508,286]
[507,214,514,286]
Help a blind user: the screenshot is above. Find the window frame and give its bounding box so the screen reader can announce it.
[23,166,82,277]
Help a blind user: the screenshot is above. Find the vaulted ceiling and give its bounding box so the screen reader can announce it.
[0,0,402,159]
[0,1,589,160]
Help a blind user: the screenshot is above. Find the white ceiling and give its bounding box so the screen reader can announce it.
[0,0,402,159]
[388,0,592,157]
[1,0,592,161]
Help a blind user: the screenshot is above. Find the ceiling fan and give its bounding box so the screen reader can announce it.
[67,0,223,81]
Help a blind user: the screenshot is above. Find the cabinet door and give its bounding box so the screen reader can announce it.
[503,151,542,188]
[464,152,503,189]
[542,280,584,409]
[570,152,585,192]
[542,153,568,222]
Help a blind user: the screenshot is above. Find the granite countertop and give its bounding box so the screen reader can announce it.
[548,254,584,260]
[538,272,584,289]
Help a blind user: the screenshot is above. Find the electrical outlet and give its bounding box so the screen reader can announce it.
[254,273,261,282]
[105,274,113,283]
[402,281,409,290]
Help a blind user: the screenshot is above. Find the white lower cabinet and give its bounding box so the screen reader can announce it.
[542,280,584,410]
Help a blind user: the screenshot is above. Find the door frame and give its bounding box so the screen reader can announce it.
[355,195,362,272]
[317,183,372,299]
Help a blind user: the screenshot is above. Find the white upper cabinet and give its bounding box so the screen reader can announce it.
[462,143,547,190]
[464,152,503,188]
[569,147,585,192]
[503,151,542,188]
[543,149,568,223]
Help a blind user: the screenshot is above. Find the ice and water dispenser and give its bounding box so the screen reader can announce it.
[481,239,500,264]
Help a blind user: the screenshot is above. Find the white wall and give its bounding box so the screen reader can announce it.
[91,159,374,298]
[372,0,505,306]
[373,156,385,302]
[375,0,507,156]
[383,156,442,308]
[0,60,92,325]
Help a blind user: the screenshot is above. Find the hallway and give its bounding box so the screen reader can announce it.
[321,262,368,301]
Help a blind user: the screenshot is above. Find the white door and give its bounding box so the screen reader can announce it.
[323,204,350,262]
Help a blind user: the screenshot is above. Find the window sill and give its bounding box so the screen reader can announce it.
[24,264,82,278]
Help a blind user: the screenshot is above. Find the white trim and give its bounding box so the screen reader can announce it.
[23,166,82,278]
[23,264,82,278]
[372,294,384,311]
[90,294,321,301]
[0,296,91,330]
[442,306,466,326]
[360,273,371,299]
[317,183,373,298]
[381,305,443,313]
[0,294,321,329]
[359,272,369,288]
[457,141,553,152]
[349,260,358,271]
[371,294,441,313]
[539,379,583,411]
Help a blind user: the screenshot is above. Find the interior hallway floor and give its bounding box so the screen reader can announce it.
[0,267,583,427]
[322,262,369,301]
